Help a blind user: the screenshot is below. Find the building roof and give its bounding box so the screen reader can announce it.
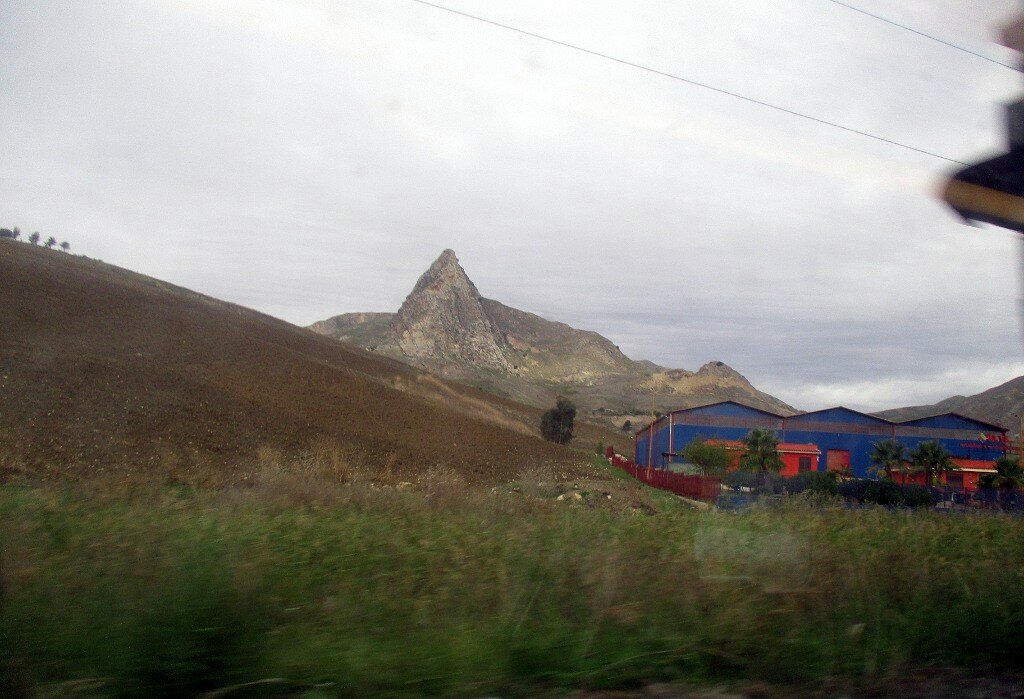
[896,412,1008,433]
[785,406,895,425]
[674,400,786,419]
[632,400,785,439]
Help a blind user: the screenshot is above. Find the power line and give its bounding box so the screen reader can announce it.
[826,0,1018,72]
[405,0,969,166]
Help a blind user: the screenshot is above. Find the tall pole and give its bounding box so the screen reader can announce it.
[649,385,656,468]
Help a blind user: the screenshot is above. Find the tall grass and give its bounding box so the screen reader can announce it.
[3,473,1024,695]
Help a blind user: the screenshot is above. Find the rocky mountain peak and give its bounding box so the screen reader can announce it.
[408,249,477,298]
[697,360,745,382]
[309,251,797,417]
[385,250,512,372]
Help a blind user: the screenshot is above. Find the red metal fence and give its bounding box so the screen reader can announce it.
[606,448,721,501]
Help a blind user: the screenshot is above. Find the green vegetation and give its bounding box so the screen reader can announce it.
[837,479,935,508]
[682,438,731,475]
[2,225,70,251]
[740,428,782,479]
[980,455,1024,491]
[908,440,954,486]
[869,439,906,480]
[5,476,1024,696]
[540,396,576,444]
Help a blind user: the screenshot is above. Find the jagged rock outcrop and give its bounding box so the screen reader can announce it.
[384,250,513,372]
[307,312,393,346]
[309,250,797,417]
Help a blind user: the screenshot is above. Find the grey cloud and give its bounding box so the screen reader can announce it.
[1,0,1021,412]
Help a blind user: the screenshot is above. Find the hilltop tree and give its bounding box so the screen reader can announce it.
[540,397,576,445]
[869,439,905,480]
[44,236,56,249]
[909,440,954,487]
[28,232,40,245]
[683,437,731,475]
[12,227,20,240]
[622,419,632,433]
[740,428,783,484]
[60,241,70,252]
[0,228,13,239]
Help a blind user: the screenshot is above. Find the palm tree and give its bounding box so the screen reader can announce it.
[28,232,40,245]
[909,441,954,487]
[869,439,905,480]
[44,236,56,249]
[59,241,69,252]
[995,456,1023,506]
[740,428,783,487]
[995,456,1024,488]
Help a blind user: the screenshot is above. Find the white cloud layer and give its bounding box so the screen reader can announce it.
[1,0,1022,411]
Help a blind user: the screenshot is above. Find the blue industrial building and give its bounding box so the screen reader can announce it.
[634,401,1008,479]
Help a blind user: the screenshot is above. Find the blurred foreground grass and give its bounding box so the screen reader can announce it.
[3,464,1024,696]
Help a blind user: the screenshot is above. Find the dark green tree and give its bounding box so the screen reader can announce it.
[59,241,70,252]
[682,437,731,475]
[740,428,783,485]
[0,228,13,239]
[909,440,954,487]
[28,232,40,245]
[12,227,20,240]
[622,419,632,433]
[540,397,576,445]
[994,455,1024,490]
[869,438,905,480]
[44,236,56,249]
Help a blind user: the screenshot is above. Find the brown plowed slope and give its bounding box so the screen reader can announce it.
[0,241,605,484]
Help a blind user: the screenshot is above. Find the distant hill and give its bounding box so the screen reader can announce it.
[310,250,796,422]
[875,376,1024,432]
[0,240,616,484]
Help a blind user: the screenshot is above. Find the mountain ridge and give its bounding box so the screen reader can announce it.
[875,376,1024,432]
[310,250,796,420]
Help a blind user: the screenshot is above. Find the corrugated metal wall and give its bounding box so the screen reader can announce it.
[634,401,1007,477]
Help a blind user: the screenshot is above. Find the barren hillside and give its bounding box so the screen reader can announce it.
[0,241,617,484]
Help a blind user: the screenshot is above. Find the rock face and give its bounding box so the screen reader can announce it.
[307,312,393,346]
[385,250,512,372]
[310,250,797,418]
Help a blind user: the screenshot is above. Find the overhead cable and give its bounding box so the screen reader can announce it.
[826,0,1018,72]
[406,0,970,165]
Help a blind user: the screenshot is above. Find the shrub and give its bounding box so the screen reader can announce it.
[836,478,935,508]
[682,438,731,475]
[838,478,868,501]
[539,397,575,445]
[777,471,838,497]
[900,484,936,508]
[862,480,904,506]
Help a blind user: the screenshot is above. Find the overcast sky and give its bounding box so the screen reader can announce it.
[3,0,1024,411]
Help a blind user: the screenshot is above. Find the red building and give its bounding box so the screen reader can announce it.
[893,458,997,492]
[705,440,821,477]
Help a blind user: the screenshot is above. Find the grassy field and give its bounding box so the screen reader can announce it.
[4,460,1024,696]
